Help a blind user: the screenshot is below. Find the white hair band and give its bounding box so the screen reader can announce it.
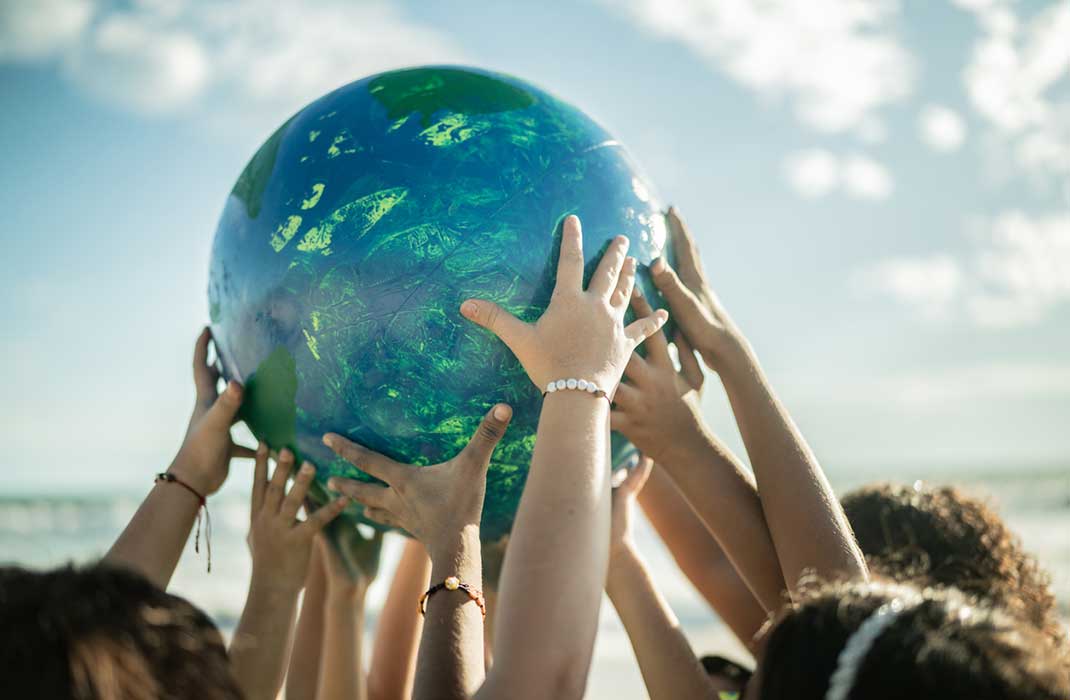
[824,596,918,700]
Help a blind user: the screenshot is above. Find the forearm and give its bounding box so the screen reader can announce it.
[415,528,485,700]
[317,592,367,700]
[368,538,430,700]
[638,467,769,647]
[656,432,785,613]
[288,551,328,700]
[718,346,866,589]
[482,392,611,700]
[607,545,717,700]
[103,480,200,589]
[230,583,300,700]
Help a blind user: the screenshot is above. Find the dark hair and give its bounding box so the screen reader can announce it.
[758,581,1070,700]
[842,482,1066,652]
[0,563,242,700]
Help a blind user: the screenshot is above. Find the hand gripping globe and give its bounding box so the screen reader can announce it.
[208,66,670,557]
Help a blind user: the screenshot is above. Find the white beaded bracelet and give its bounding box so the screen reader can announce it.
[543,378,611,403]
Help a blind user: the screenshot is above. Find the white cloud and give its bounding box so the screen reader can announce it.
[0,0,464,116]
[918,104,967,151]
[602,0,915,134]
[783,149,839,198]
[0,0,92,60]
[955,0,1070,188]
[879,363,1070,407]
[841,154,894,200]
[783,150,894,201]
[852,255,963,318]
[856,210,1070,327]
[65,16,209,112]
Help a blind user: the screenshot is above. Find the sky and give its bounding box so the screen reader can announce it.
[2,0,1069,495]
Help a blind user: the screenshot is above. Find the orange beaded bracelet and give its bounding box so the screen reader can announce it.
[419,576,486,618]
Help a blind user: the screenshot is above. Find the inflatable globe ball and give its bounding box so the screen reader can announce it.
[208,66,670,548]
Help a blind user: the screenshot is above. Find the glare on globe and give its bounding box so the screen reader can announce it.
[208,66,669,542]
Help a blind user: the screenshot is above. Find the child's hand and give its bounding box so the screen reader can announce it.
[247,445,349,595]
[650,209,749,373]
[460,215,668,395]
[609,457,653,558]
[611,290,711,467]
[169,328,256,496]
[317,529,383,600]
[323,404,512,559]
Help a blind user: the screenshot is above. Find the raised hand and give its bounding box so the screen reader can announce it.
[247,445,349,594]
[609,457,654,558]
[319,525,384,599]
[170,327,256,497]
[323,404,513,557]
[460,215,668,395]
[650,209,748,373]
[231,445,348,700]
[611,289,711,467]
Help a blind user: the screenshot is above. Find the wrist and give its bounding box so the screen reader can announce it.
[326,584,367,606]
[249,571,304,601]
[606,543,642,596]
[166,456,216,498]
[713,332,757,377]
[427,525,482,575]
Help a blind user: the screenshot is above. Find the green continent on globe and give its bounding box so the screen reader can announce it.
[210,66,669,543]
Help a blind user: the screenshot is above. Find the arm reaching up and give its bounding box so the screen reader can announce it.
[367,538,432,700]
[105,328,255,588]
[650,208,866,590]
[638,466,768,649]
[316,529,383,700]
[230,445,348,700]
[606,458,720,700]
[286,544,329,700]
[612,289,785,612]
[462,215,667,700]
[326,404,514,700]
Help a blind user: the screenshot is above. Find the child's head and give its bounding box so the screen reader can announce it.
[842,481,1065,649]
[751,580,1069,700]
[0,563,241,699]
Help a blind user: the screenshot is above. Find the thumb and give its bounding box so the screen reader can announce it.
[460,299,530,354]
[460,404,513,468]
[202,380,244,430]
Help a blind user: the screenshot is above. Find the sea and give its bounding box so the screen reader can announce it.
[2,465,1067,699]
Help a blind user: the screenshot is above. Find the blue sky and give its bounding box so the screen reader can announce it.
[2,0,1069,494]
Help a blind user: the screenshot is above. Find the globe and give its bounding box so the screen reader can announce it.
[209,66,669,545]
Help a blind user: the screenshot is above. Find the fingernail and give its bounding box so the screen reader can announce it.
[650,257,665,273]
[657,309,669,321]
[279,448,293,461]
[300,463,314,476]
[633,286,643,298]
[322,434,334,447]
[493,404,511,421]
[225,380,240,396]
[460,300,478,319]
[328,478,338,490]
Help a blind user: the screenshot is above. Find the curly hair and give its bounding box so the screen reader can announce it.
[758,580,1070,700]
[842,482,1066,653]
[0,563,241,700]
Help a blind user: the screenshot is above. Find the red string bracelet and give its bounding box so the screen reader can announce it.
[155,472,212,573]
[419,576,486,618]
